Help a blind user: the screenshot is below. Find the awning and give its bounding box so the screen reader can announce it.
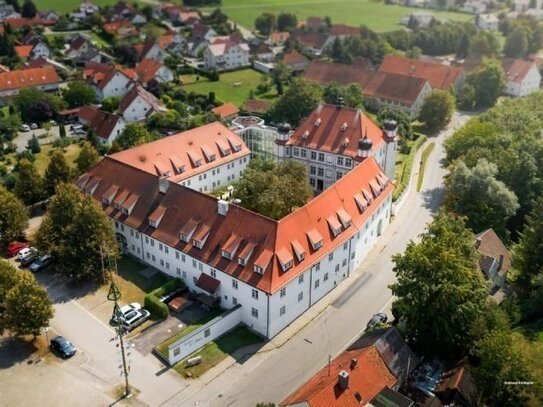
[196,273,221,294]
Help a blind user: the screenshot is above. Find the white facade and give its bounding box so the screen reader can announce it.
[0,82,59,99]
[504,65,541,97]
[155,66,175,83]
[477,14,499,30]
[101,118,126,145]
[98,71,131,100]
[203,43,250,71]
[30,42,51,60]
[143,44,167,62]
[113,190,392,339]
[121,94,155,123]
[367,81,431,120]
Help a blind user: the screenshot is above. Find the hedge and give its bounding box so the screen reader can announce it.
[152,277,184,298]
[392,135,427,202]
[145,278,185,319]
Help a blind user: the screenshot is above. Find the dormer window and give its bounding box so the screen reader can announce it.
[209,154,216,162]
[193,239,203,249]
[222,250,233,260]
[121,207,129,215]
[233,144,241,152]
[162,170,172,177]
[194,159,203,167]
[341,122,348,131]
[307,229,323,251]
[178,165,186,173]
[282,260,293,272]
[314,118,321,127]
[253,265,263,274]
[102,197,110,205]
[302,130,309,139]
[327,216,342,237]
[149,219,157,228]
[238,257,246,266]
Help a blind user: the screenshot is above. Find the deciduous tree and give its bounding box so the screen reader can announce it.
[21,0,36,18]
[62,81,96,108]
[254,13,276,36]
[14,158,43,205]
[271,79,322,125]
[76,142,100,173]
[463,59,505,109]
[504,26,529,58]
[44,150,73,196]
[277,13,297,31]
[419,89,455,132]
[0,185,28,247]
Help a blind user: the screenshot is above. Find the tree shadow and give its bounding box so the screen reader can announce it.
[0,336,39,369]
[421,187,444,213]
[35,269,103,305]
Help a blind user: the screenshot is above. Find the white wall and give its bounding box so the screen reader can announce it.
[167,305,243,365]
[122,97,152,123]
[100,72,131,100]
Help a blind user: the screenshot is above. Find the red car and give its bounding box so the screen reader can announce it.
[6,242,29,258]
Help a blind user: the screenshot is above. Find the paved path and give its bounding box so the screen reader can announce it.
[162,112,471,407]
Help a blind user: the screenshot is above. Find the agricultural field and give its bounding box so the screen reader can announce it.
[201,0,473,33]
[34,0,118,14]
[181,68,279,107]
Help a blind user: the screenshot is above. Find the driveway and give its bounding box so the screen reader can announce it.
[13,126,61,152]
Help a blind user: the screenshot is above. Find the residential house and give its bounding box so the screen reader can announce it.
[103,21,138,38]
[477,13,499,30]
[135,59,174,86]
[267,32,290,46]
[0,1,17,21]
[77,105,126,145]
[364,72,431,119]
[131,14,147,26]
[291,30,328,56]
[135,40,168,62]
[113,1,135,19]
[22,56,70,74]
[37,10,59,22]
[249,42,275,62]
[501,57,541,97]
[474,229,512,291]
[70,1,99,21]
[378,55,464,90]
[83,62,133,101]
[203,36,250,71]
[324,24,362,49]
[285,103,398,190]
[4,17,57,30]
[65,34,101,64]
[15,32,51,60]
[303,60,374,88]
[283,49,309,72]
[79,127,394,339]
[0,66,60,98]
[119,84,164,123]
[159,31,186,55]
[192,23,217,42]
[462,0,488,13]
[282,328,418,406]
[185,35,209,57]
[302,16,326,31]
[211,103,239,121]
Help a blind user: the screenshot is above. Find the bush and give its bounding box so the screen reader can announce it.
[393,135,427,202]
[152,277,184,298]
[144,293,169,319]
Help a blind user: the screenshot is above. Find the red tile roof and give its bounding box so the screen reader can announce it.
[196,273,221,294]
[501,58,536,83]
[14,45,33,58]
[329,24,361,36]
[291,30,327,50]
[242,99,272,114]
[81,146,392,294]
[364,72,428,105]
[303,60,374,87]
[211,103,239,119]
[283,49,309,66]
[77,105,124,140]
[135,59,162,84]
[119,85,162,115]
[5,17,55,30]
[378,55,463,90]
[281,346,397,406]
[270,31,290,43]
[475,229,512,277]
[0,66,59,92]
[287,104,385,156]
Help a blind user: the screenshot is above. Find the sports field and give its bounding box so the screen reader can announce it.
[203,0,473,33]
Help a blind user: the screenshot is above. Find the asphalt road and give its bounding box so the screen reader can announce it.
[165,112,472,407]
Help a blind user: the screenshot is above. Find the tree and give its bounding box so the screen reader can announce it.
[26,134,40,154]
[14,158,43,205]
[277,13,297,31]
[512,196,543,291]
[76,142,100,174]
[0,261,20,326]
[0,185,28,247]
[464,59,505,109]
[254,13,276,36]
[504,26,529,58]
[6,0,20,13]
[59,123,66,138]
[344,83,364,109]
[445,159,519,237]
[418,90,455,132]
[271,62,291,96]
[21,0,36,18]
[472,330,538,405]
[377,107,414,140]
[3,270,53,337]
[101,96,120,113]
[389,212,488,359]
[44,150,72,196]
[113,43,138,67]
[14,88,64,123]
[469,31,500,56]
[234,159,313,220]
[141,4,153,20]
[116,123,155,149]
[36,183,117,281]
[271,79,322,125]
[62,81,96,108]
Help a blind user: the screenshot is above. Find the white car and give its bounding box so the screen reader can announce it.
[20,124,30,132]
[111,303,142,324]
[16,247,36,261]
[121,309,150,332]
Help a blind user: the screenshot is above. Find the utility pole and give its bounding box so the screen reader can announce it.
[104,250,131,398]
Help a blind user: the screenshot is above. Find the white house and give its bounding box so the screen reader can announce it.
[119,84,164,123]
[0,66,60,98]
[135,59,174,85]
[77,105,126,145]
[501,58,542,97]
[477,14,499,31]
[84,62,133,101]
[203,38,250,71]
[462,0,488,13]
[137,41,167,62]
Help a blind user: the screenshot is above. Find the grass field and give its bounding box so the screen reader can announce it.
[202,0,473,33]
[181,69,279,107]
[416,142,435,192]
[34,0,119,14]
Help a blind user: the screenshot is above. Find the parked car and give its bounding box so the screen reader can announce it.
[19,124,30,132]
[6,242,29,258]
[110,302,142,325]
[16,247,36,261]
[160,286,185,304]
[29,123,38,130]
[49,120,57,126]
[20,251,39,268]
[366,313,388,331]
[70,124,83,132]
[28,254,54,273]
[50,336,76,358]
[121,309,150,332]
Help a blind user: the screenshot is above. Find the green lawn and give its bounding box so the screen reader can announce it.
[202,0,473,33]
[173,326,262,378]
[393,134,426,201]
[116,255,170,294]
[181,69,279,107]
[155,308,223,358]
[416,142,435,192]
[35,0,118,14]
[513,320,543,406]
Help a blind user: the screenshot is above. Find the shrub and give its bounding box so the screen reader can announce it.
[393,135,427,202]
[144,293,169,319]
[152,277,184,298]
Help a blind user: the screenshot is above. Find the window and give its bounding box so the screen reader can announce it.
[160,259,164,266]
[233,297,238,305]
[351,252,355,260]
[164,246,169,254]
[115,221,119,229]
[251,308,258,318]
[315,262,320,271]
[173,347,180,356]
[131,244,135,251]
[317,167,324,177]
[176,267,181,276]
[336,171,343,180]
[150,239,155,247]
[293,147,299,156]
[183,270,187,278]
[335,264,340,272]
[324,273,329,282]
[328,253,334,261]
[299,275,304,284]
[166,262,170,269]
[343,242,348,251]
[146,252,150,259]
[193,276,197,284]
[345,158,352,167]
[159,243,163,251]
[342,259,347,267]
[310,178,316,187]
[192,259,197,268]
[298,292,303,302]
[301,149,307,158]
[152,255,156,262]
[211,269,216,278]
[135,232,139,239]
[130,229,134,237]
[337,156,344,166]
[311,151,317,160]
[145,236,149,244]
[252,289,259,299]
[318,153,325,162]
[204,328,210,338]
[280,306,286,316]
[280,287,286,298]
[315,279,320,289]
[198,263,203,271]
[232,279,238,289]
[176,251,180,259]
[310,166,316,175]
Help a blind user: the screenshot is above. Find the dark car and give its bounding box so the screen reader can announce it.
[160,286,185,304]
[20,251,39,268]
[28,254,54,273]
[50,336,76,358]
[366,312,388,331]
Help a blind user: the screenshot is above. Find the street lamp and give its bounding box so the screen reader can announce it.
[43,327,49,343]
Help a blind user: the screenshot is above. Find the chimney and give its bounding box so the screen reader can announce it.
[158,176,169,194]
[350,358,358,370]
[338,370,349,390]
[217,199,229,216]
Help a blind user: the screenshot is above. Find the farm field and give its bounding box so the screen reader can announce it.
[202,0,473,33]
[34,0,118,13]
[181,69,279,107]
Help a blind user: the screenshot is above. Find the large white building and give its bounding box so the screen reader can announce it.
[79,107,396,339]
[203,37,250,71]
[501,58,542,97]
